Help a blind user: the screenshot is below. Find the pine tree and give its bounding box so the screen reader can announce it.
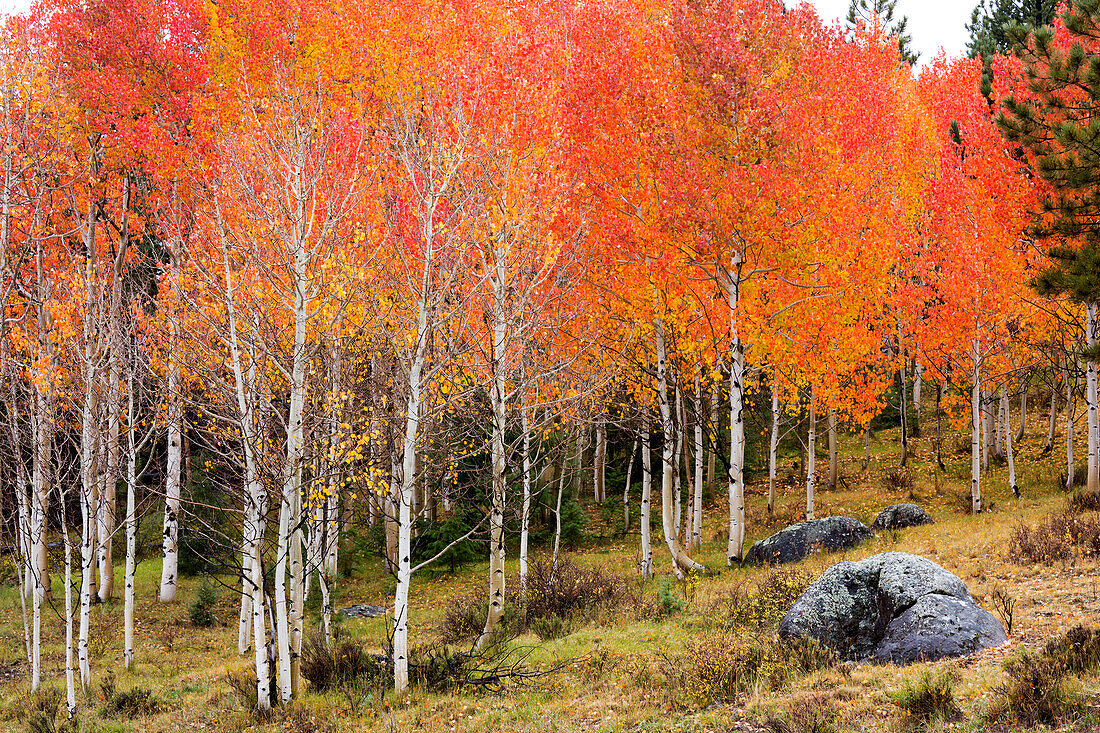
[998,0,1100,493]
[846,0,919,66]
[967,0,1057,97]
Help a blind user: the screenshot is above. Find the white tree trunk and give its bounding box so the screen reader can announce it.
[724,264,746,565]
[827,405,838,490]
[124,371,138,670]
[913,362,923,411]
[806,388,816,521]
[1016,376,1028,442]
[768,389,780,514]
[594,421,607,502]
[97,345,120,602]
[1068,365,1076,489]
[1086,303,1099,493]
[655,321,706,578]
[623,437,637,532]
[691,374,704,553]
[1003,385,1018,498]
[640,412,652,579]
[1046,377,1058,452]
[519,407,532,590]
[971,344,982,513]
[552,457,566,577]
[159,297,182,602]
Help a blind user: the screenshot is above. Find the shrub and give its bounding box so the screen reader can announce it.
[189,576,219,627]
[657,634,836,709]
[715,567,814,629]
[889,668,960,730]
[1011,512,1100,563]
[1043,624,1100,675]
[990,586,1016,636]
[530,613,570,641]
[883,469,915,493]
[523,557,624,626]
[224,670,276,721]
[11,688,74,733]
[300,634,384,692]
[993,648,1072,726]
[1068,489,1100,514]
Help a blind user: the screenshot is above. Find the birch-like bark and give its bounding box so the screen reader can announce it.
[655,320,706,578]
[640,412,652,579]
[707,382,718,503]
[552,456,566,577]
[913,362,923,411]
[1068,365,1076,489]
[519,406,532,590]
[724,261,746,565]
[971,343,982,514]
[673,383,684,539]
[981,389,992,472]
[1003,385,1018,498]
[806,388,816,521]
[623,437,637,533]
[594,421,607,502]
[995,387,1007,459]
[124,367,138,669]
[768,389,780,514]
[1016,375,1028,442]
[691,374,704,553]
[159,234,182,602]
[62,495,75,718]
[1086,303,1099,493]
[1046,376,1058,453]
[827,406,838,490]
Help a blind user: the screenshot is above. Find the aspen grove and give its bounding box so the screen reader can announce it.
[2,0,1100,723]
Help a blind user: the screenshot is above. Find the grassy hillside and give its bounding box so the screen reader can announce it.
[1,413,1098,733]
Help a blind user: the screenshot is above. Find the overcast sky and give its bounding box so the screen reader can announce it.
[0,0,972,67]
[805,0,974,66]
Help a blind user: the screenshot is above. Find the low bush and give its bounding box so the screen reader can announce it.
[657,577,685,617]
[993,648,1072,726]
[882,469,915,493]
[714,567,814,629]
[765,690,843,733]
[1043,624,1100,675]
[300,633,385,692]
[656,634,837,709]
[1068,489,1100,514]
[1011,512,1100,563]
[98,670,159,718]
[9,687,74,733]
[889,668,960,730]
[530,613,570,641]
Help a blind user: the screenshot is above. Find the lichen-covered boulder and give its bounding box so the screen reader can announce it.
[778,552,1006,664]
[743,517,873,565]
[870,503,934,531]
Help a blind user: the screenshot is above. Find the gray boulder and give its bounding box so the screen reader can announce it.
[778,552,1006,664]
[743,516,873,565]
[340,604,387,619]
[871,503,934,531]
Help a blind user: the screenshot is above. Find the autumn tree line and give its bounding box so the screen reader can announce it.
[0,0,1098,713]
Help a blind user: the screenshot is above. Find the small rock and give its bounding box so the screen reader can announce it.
[339,604,387,618]
[871,503,934,531]
[743,516,873,565]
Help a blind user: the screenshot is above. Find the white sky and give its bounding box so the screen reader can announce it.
[0,0,972,66]
[804,0,974,66]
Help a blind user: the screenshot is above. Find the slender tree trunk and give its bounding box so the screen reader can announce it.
[707,381,718,505]
[97,338,120,602]
[768,389,780,514]
[552,451,567,577]
[655,321,706,578]
[806,388,817,521]
[1046,376,1058,453]
[519,406,532,590]
[971,344,982,513]
[827,406,838,490]
[160,262,182,602]
[594,421,607,502]
[898,363,909,468]
[1068,365,1076,489]
[673,383,684,540]
[623,437,637,533]
[640,412,652,579]
[982,389,992,472]
[724,264,747,565]
[691,374,704,553]
[124,368,138,670]
[1016,375,1028,442]
[913,362,923,412]
[862,428,870,470]
[1086,303,1099,493]
[936,380,945,468]
[996,387,1007,460]
[1003,385,1018,498]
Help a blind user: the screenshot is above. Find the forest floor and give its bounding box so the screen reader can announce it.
[0,414,1099,732]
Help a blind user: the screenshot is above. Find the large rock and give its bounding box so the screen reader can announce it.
[743,516,873,565]
[871,503,934,531]
[778,552,1006,664]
